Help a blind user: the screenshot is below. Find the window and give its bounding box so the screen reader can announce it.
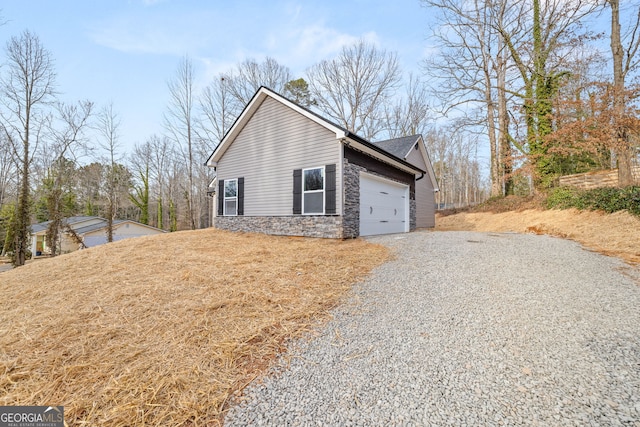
[293,165,334,215]
[224,179,237,216]
[303,167,324,214]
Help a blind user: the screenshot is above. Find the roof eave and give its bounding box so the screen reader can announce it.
[345,135,426,175]
[416,136,440,191]
[401,135,422,159]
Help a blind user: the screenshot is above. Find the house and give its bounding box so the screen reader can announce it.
[205,86,439,238]
[30,216,166,255]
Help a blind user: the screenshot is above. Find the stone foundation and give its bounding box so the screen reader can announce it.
[214,215,344,238]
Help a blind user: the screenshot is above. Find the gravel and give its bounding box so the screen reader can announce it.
[224,231,640,426]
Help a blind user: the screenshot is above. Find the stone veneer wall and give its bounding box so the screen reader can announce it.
[214,215,344,238]
[342,160,364,238]
[409,200,416,231]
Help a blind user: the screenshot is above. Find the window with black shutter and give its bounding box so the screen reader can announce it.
[293,165,336,215]
[293,169,302,214]
[325,164,336,214]
[217,180,224,216]
[218,178,244,216]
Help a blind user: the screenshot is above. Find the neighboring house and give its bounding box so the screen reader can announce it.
[205,86,439,238]
[30,216,166,255]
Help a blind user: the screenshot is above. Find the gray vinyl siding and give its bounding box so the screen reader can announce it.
[407,148,436,228]
[216,97,342,216]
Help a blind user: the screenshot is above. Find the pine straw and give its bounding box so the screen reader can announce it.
[0,229,389,426]
[436,208,640,264]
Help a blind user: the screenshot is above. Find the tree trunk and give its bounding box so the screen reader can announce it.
[14,111,31,266]
[497,37,513,196]
[610,0,634,187]
[486,79,501,198]
[15,149,29,266]
[106,197,114,242]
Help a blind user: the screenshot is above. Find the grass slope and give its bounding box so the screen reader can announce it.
[0,229,388,426]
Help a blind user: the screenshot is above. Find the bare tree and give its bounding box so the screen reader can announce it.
[164,56,197,230]
[223,57,293,106]
[423,0,517,197]
[306,40,401,140]
[0,133,14,209]
[424,127,486,208]
[130,135,174,229]
[0,30,56,266]
[96,102,121,241]
[608,0,640,186]
[384,74,431,138]
[198,76,236,147]
[42,100,93,255]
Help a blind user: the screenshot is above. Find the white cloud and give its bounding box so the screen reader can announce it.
[266,23,380,74]
[91,26,185,55]
[88,10,216,55]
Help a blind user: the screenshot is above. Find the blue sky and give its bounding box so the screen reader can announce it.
[0,1,434,155]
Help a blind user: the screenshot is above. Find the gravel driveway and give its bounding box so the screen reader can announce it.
[225,231,640,426]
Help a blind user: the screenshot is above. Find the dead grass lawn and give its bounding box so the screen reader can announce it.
[0,229,388,426]
[437,208,640,264]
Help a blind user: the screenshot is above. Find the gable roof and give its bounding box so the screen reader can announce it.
[371,135,422,159]
[31,217,165,236]
[206,86,426,176]
[371,135,440,192]
[75,219,165,235]
[30,216,102,234]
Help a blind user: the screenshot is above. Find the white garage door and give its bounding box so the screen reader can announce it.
[359,173,409,236]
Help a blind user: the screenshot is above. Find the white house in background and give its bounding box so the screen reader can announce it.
[30,216,166,255]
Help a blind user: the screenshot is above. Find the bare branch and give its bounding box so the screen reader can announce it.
[306,40,401,140]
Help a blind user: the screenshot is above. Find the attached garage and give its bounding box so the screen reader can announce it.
[359,173,409,236]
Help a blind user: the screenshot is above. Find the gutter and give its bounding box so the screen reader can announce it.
[343,131,427,175]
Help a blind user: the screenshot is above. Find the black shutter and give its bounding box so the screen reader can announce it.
[293,169,302,215]
[237,177,244,216]
[217,179,224,216]
[325,164,336,214]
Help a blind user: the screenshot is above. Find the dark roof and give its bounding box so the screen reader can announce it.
[370,135,421,160]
